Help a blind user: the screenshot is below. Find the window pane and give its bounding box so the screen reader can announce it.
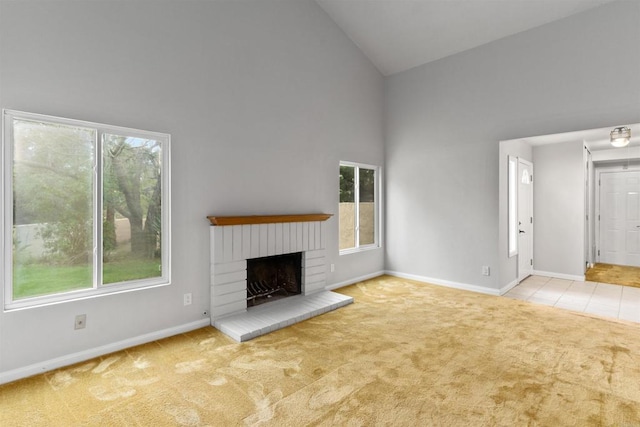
[12,119,95,299]
[339,165,356,250]
[359,168,375,246]
[103,134,162,284]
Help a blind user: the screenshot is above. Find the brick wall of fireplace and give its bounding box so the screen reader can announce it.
[209,219,328,320]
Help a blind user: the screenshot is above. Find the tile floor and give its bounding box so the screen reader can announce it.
[504,275,640,323]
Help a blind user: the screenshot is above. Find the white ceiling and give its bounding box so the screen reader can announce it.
[316,0,616,76]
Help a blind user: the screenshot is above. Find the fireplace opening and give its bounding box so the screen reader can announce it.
[246,252,302,307]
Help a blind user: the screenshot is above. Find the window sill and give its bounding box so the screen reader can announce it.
[4,279,170,312]
[339,245,381,256]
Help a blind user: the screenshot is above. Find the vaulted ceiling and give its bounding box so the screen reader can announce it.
[316,0,616,76]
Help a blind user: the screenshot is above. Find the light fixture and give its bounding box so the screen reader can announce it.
[610,126,631,148]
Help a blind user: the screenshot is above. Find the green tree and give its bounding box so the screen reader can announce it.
[339,165,375,203]
[13,121,163,264]
[103,135,162,259]
[340,165,354,202]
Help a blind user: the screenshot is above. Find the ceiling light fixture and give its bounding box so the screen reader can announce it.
[610,126,631,148]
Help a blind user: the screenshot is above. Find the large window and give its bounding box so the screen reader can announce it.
[339,161,380,253]
[2,110,170,309]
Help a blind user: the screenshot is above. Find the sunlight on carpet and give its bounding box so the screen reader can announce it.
[2,275,640,425]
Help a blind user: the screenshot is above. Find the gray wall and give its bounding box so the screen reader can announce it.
[385,0,640,290]
[532,141,586,276]
[0,0,384,375]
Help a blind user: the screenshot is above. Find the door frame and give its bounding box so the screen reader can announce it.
[595,164,640,265]
[585,146,593,269]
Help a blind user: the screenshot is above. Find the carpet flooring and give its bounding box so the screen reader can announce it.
[586,263,640,288]
[2,275,640,426]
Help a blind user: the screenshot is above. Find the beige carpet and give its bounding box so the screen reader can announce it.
[2,275,640,426]
[586,263,640,289]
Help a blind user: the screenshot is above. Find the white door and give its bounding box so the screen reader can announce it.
[599,171,640,267]
[518,160,534,281]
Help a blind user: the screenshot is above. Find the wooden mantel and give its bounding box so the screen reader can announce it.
[207,213,332,226]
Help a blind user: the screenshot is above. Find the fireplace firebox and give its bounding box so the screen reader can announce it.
[246,252,302,307]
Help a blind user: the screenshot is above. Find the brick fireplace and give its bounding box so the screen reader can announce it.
[208,214,353,341]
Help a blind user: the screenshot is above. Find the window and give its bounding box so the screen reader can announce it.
[2,110,170,309]
[339,161,380,253]
[508,156,518,257]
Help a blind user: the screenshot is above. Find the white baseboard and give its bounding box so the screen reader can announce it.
[0,319,211,386]
[499,278,519,296]
[532,270,585,282]
[385,270,500,296]
[325,271,385,291]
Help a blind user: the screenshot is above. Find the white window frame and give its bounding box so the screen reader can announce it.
[339,161,382,255]
[508,155,518,258]
[2,110,171,310]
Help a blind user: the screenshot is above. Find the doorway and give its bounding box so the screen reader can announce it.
[596,168,640,268]
[501,123,640,295]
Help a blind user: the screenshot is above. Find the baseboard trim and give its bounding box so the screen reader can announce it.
[385,270,500,296]
[0,318,211,386]
[325,271,385,291]
[532,270,585,282]
[499,278,519,296]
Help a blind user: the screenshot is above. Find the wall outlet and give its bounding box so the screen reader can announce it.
[330,263,335,273]
[183,293,192,306]
[74,314,87,330]
[482,266,490,276]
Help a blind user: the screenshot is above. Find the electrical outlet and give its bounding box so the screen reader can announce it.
[183,293,192,306]
[330,263,335,273]
[74,314,87,330]
[482,266,490,276]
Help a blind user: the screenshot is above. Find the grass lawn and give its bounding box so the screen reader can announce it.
[13,258,161,300]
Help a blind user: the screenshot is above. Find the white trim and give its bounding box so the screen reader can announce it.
[1,110,11,305]
[594,165,640,265]
[0,319,210,385]
[377,166,384,249]
[384,270,500,296]
[3,110,169,141]
[325,270,385,291]
[532,270,585,282]
[499,278,519,296]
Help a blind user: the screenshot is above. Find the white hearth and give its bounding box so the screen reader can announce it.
[208,214,353,341]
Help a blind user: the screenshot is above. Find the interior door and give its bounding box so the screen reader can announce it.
[518,159,534,281]
[584,146,593,269]
[599,171,640,267]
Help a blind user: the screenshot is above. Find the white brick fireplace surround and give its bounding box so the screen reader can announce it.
[208,214,353,341]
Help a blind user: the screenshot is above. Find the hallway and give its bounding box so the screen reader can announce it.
[505,275,640,323]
